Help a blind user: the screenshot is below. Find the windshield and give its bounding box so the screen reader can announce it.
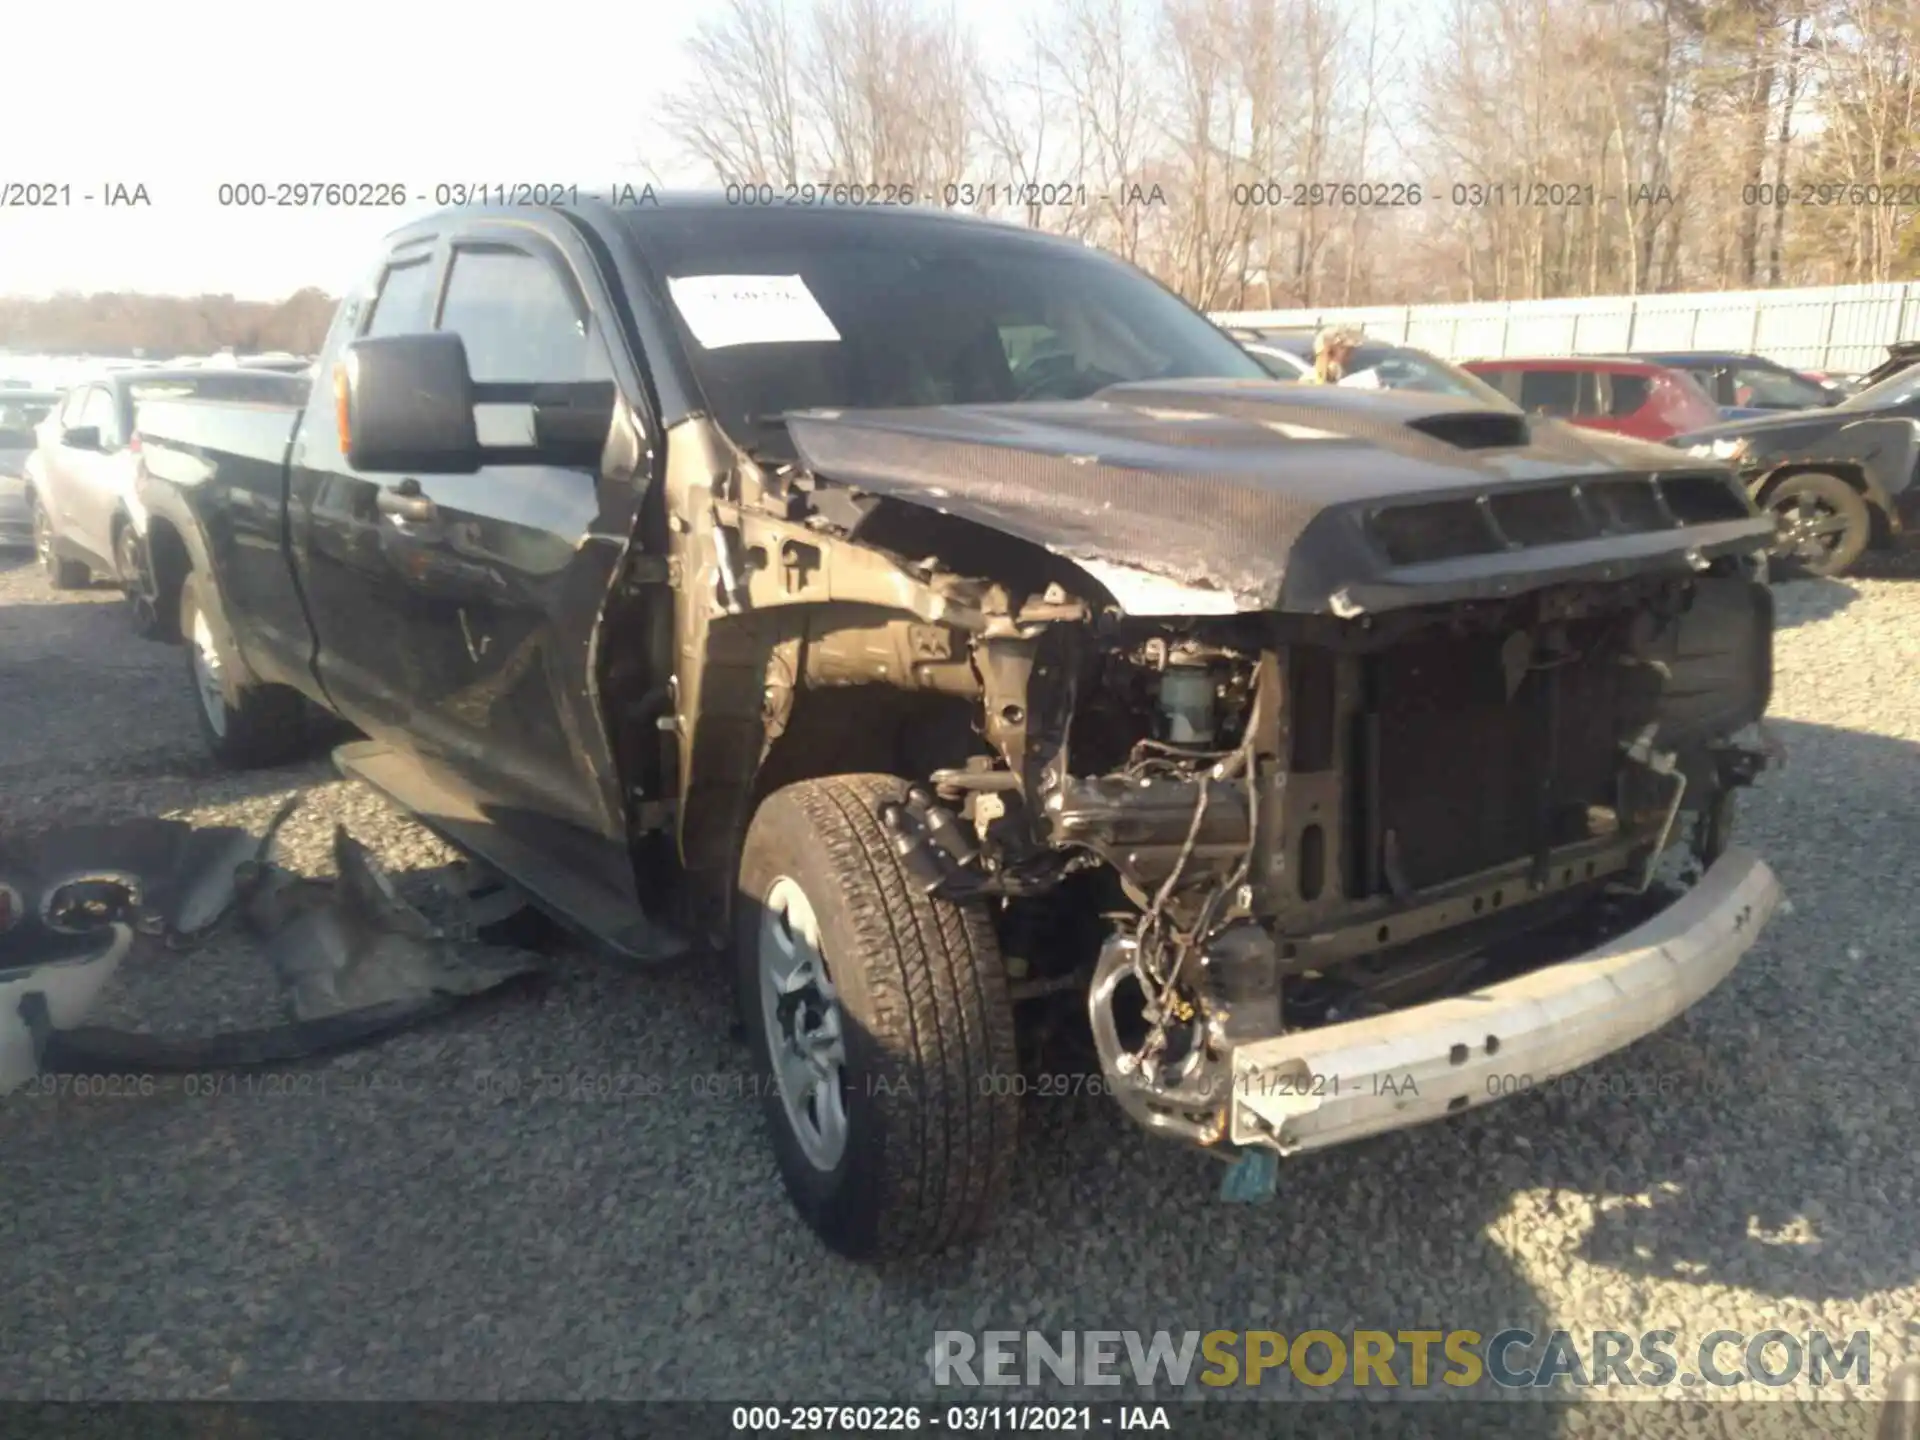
[1839,363,1920,412]
[625,208,1269,439]
[1345,345,1518,409]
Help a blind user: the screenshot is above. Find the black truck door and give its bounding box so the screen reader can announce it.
[375,222,643,848]
[288,240,449,739]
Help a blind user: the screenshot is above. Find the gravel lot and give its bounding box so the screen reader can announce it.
[1,546,1917,1433]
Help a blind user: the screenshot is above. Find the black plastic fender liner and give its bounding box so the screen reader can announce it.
[1,801,552,1087]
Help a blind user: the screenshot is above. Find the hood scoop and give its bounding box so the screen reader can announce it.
[1405,410,1532,450]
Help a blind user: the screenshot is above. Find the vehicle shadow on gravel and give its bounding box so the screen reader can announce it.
[1771,575,1858,628]
[1851,547,1920,582]
[872,716,1919,1407]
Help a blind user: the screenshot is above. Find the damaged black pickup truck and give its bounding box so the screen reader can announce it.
[129,196,1783,1259]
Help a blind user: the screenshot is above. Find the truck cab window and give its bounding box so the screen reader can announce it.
[437,248,608,383]
[364,257,441,338]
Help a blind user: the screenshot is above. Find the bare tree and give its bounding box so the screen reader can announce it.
[1034,0,1163,261]
[660,0,805,185]
[653,0,1920,307]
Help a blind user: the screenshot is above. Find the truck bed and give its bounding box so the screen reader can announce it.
[135,375,306,467]
[133,381,315,701]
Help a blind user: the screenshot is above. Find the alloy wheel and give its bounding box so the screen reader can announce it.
[757,874,849,1171]
[1767,487,1852,564]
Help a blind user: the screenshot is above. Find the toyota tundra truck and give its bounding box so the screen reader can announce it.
[129,194,1784,1259]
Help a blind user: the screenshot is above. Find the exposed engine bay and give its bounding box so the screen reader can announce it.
[634,385,1781,1156]
[865,567,1771,1143]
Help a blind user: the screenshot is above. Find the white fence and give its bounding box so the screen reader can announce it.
[1213,282,1920,373]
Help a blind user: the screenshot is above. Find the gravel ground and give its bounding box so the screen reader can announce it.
[1,547,1917,1434]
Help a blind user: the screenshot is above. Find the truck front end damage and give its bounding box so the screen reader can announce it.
[654,384,1783,1166]
[901,569,1779,1156]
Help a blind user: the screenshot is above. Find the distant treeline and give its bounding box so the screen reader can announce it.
[0,288,338,357]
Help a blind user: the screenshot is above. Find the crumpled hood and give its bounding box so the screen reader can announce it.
[782,380,1772,614]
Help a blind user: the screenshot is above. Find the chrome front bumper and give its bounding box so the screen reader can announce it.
[1227,847,1781,1155]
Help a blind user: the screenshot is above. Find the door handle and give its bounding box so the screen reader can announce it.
[377,480,437,522]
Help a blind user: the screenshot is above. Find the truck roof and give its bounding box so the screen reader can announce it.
[380,190,1089,256]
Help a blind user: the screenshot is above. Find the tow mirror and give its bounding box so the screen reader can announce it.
[338,334,481,474]
[338,333,616,474]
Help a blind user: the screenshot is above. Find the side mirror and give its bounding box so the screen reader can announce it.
[338,333,481,474]
[61,426,102,452]
[338,332,618,474]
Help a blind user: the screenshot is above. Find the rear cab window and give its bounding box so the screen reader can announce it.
[365,255,443,338]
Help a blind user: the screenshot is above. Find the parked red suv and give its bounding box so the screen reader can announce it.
[1461,356,1723,441]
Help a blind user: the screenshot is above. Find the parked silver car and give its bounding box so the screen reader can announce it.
[0,391,59,549]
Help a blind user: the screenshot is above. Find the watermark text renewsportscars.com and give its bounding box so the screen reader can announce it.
[930,1328,1873,1392]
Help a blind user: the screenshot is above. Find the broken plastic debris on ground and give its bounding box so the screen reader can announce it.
[0,791,550,1093]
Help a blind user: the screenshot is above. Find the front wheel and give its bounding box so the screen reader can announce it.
[179,570,310,768]
[33,499,90,590]
[116,523,170,641]
[1764,472,1871,578]
[735,774,1021,1260]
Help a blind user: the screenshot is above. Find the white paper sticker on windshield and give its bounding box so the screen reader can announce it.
[667,274,842,350]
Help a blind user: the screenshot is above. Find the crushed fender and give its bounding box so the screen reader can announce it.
[0,794,549,1094]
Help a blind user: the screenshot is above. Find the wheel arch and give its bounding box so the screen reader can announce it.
[625,595,986,947]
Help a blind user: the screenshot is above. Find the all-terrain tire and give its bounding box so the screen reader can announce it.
[1763,471,1872,579]
[735,773,1021,1259]
[33,498,90,590]
[179,569,311,769]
